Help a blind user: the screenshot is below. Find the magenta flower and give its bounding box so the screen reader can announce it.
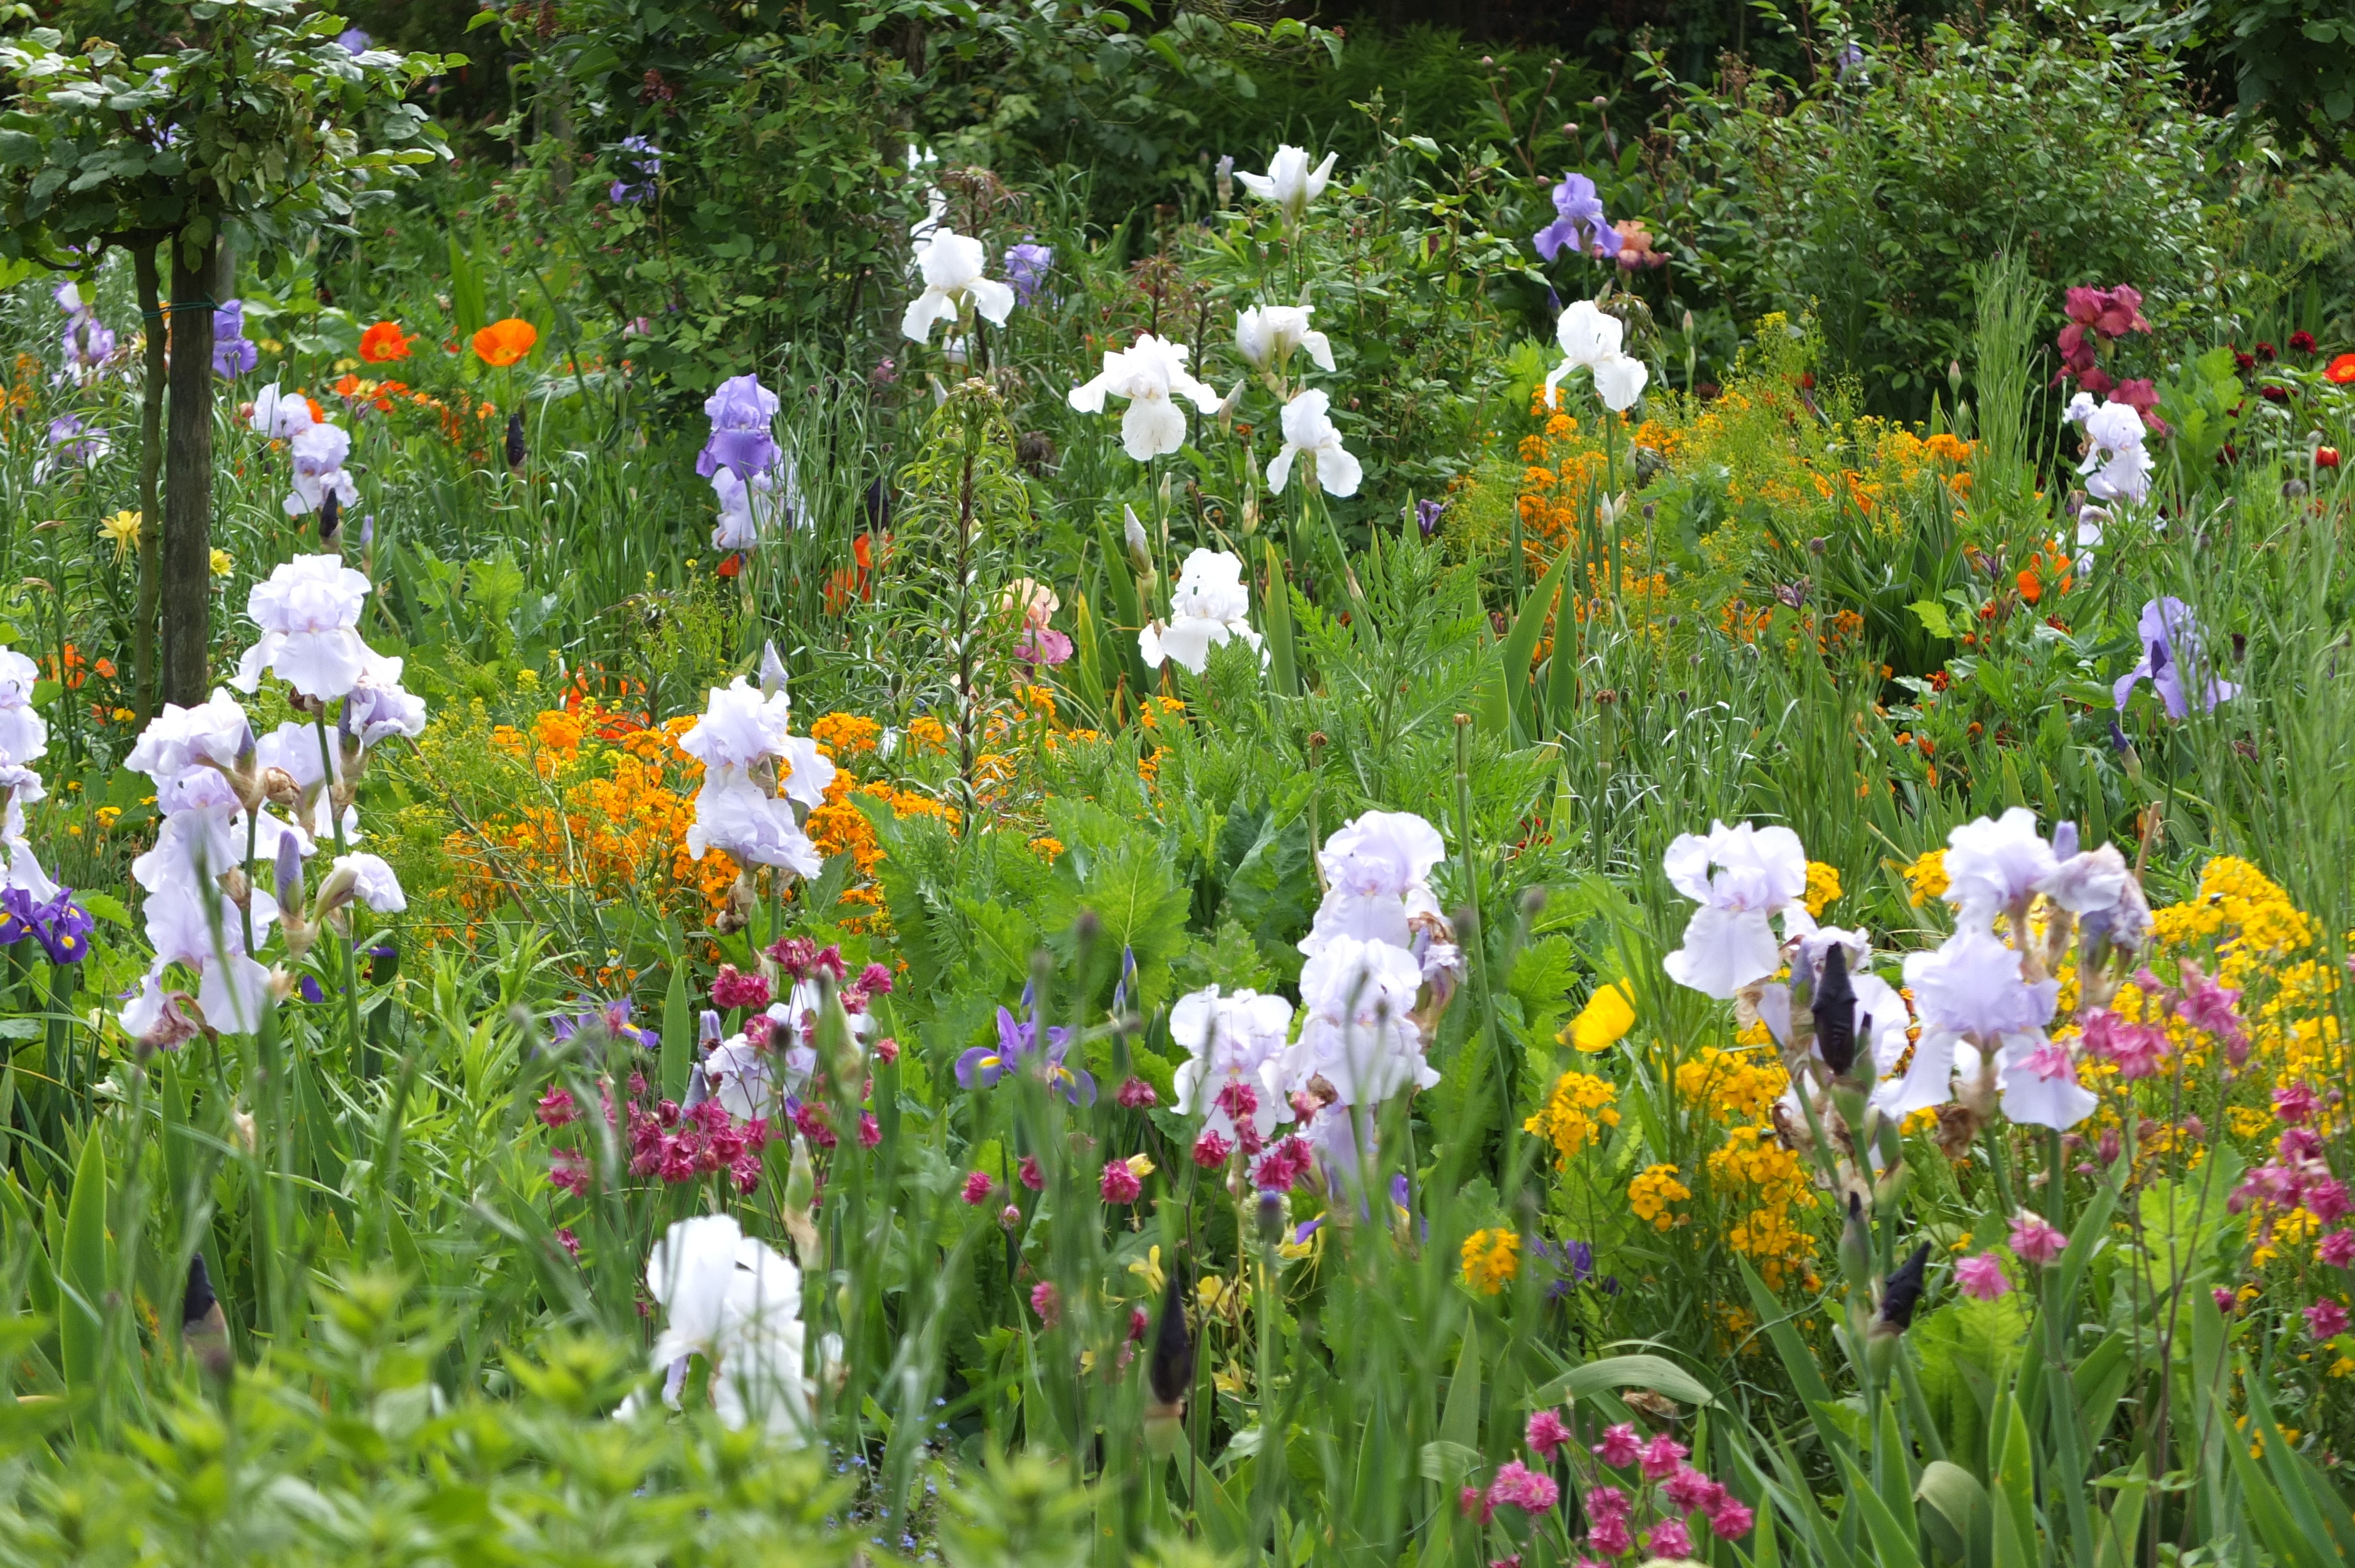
[1486,1460,1560,1514]
[2081,1009,2168,1080]
[2274,1082,2319,1125]
[1636,1432,1689,1479]
[2214,1286,2240,1314]
[711,963,771,1012]
[1116,1076,1159,1108]
[1100,1158,1143,1204]
[1662,1463,1722,1513]
[1707,1496,1757,1539]
[1585,1484,1631,1522]
[2306,1298,2350,1341]
[1192,1129,1235,1168]
[2310,1177,2351,1224]
[2009,1211,2068,1267]
[2317,1230,2355,1270]
[1645,1518,1695,1558]
[1586,1515,1632,1556]
[1956,1252,2012,1300]
[1525,1408,1572,1460]
[537,1087,580,1128]
[1030,1280,1062,1325]
[1019,1154,1045,1191]
[961,1170,996,1205]
[1591,1423,1641,1467]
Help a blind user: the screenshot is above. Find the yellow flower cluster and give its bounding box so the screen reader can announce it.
[1904,849,1949,908]
[1802,861,1842,917]
[1673,1047,1788,1125]
[1524,1071,1621,1165]
[1461,1229,1521,1294]
[1708,1127,1819,1290]
[1628,1164,1691,1231]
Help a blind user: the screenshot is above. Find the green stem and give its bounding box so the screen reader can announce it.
[313,714,363,1059]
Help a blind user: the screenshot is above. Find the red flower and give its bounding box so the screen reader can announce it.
[2288,330,2317,354]
[360,321,413,362]
[2326,353,2355,384]
[2320,447,2343,470]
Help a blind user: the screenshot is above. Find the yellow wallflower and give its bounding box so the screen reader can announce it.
[1903,849,1948,908]
[209,548,233,578]
[1524,1071,1621,1165]
[1629,1164,1692,1231]
[1460,1229,1521,1294]
[1566,981,1636,1053]
[1674,1047,1788,1124]
[1802,860,1842,916]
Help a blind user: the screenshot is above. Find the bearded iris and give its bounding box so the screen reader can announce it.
[958,1005,1095,1104]
[1069,334,1224,462]
[1533,173,1621,262]
[2114,596,2237,719]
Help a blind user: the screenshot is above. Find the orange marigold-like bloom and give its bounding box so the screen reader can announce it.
[810,712,882,755]
[472,318,539,367]
[2326,353,2355,386]
[360,321,414,363]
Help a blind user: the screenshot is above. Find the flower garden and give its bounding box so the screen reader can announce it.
[1,2,2353,1564]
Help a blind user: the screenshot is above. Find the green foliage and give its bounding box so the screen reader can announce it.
[1638,10,2242,413]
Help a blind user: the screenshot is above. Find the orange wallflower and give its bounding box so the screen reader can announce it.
[360,321,414,362]
[472,318,539,368]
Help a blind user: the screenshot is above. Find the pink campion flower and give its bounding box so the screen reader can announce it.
[859,962,894,995]
[1252,1135,1316,1192]
[1646,1518,1695,1559]
[711,964,771,1011]
[2230,1162,2304,1214]
[1215,1079,1261,1124]
[1458,1485,1495,1524]
[1637,1433,1690,1480]
[999,1204,1022,1230]
[2214,1287,2239,1314]
[1586,1516,1632,1556]
[1100,1158,1143,1204]
[1707,1496,1757,1539]
[1591,1423,1642,1467]
[1663,1463,1722,1513]
[2318,1230,2355,1269]
[2274,1082,2319,1125]
[857,1111,881,1148]
[1487,1461,1560,1514]
[555,1227,581,1257]
[961,1171,996,1205]
[2009,1211,2068,1267]
[793,1102,838,1150]
[1192,1129,1235,1168]
[1956,1252,2012,1300]
[2309,1177,2351,1224]
[1117,1076,1159,1108]
[1584,1485,1632,1522]
[549,1148,591,1195]
[2305,1298,2350,1340]
[1489,1557,1522,1568]
[1030,1281,1061,1326]
[1526,1408,1573,1461]
[875,1036,900,1065]
[537,1087,579,1128]
[1019,1154,1045,1191]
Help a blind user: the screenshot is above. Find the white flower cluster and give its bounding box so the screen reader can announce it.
[1169,809,1458,1185]
[120,550,424,1042]
[677,646,834,881]
[250,384,359,519]
[2064,393,2153,504]
[1660,808,2150,1138]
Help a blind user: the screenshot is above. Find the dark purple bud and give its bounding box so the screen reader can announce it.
[505,410,526,470]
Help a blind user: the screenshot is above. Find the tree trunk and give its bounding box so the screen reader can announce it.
[132,242,166,723]
[161,235,218,708]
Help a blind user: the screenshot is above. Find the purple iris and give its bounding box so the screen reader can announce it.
[1836,42,1867,82]
[337,27,371,54]
[551,995,659,1053]
[2113,597,2238,719]
[213,298,257,378]
[1533,173,1621,263]
[45,414,105,466]
[956,1006,1095,1104]
[610,135,661,204]
[297,974,326,1004]
[58,305,116,374]
[1004,241,1053,306]
[695,373,781,481]
[1528,1237,1596,1299]
[1415,498,1445,538]
[0,886,95,964]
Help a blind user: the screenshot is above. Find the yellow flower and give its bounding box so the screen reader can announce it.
[1460,1228,1521,1294]
[516,667,540,689]
[1128,1245,1166,1297]
[1629,1164,1693,1231]
[1125,1153,1156,1180]
[99,509,142,563]
[1802,860,1842,916]
[1566,981,1636,1053]
[1029,835,1066,862]
[1524,1070,1621,1165]
[210,548,233,578]
[1903,849,1948,908]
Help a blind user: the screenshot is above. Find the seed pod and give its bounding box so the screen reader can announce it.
[1875,1241,1932,1334]
[319,487,341,546]
[1147,1264,1193,1415]
[1811,942,1857,1079]
[505,409,526,470]
[182,1253,233,1380]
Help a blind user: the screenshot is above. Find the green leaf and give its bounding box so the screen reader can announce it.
[58,1130,108,1407]
[77,891,130,926]
[1909,600,1953,639]
[1439,1317,1482,1450]
[1531,1352,1716,1408]
[1915,1459,1986,1562]
[660,936,690,1104]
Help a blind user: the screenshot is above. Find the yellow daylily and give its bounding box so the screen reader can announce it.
[99,509,141,563]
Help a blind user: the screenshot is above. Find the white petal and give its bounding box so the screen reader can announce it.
[900,288,958,344]
[1265,445,1296,493]
[1121,396,1188,461]
[967,277,1016,327]
[1315,441,1362,498]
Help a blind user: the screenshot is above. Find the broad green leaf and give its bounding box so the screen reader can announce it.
[58,1130,107,1406]
[1531,1352,1716,1408]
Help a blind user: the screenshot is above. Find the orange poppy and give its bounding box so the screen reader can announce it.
[305,396,326,424]
[2016,567,2042,605]
[360,321,413,362]
[472,318,538,367]
[716,552,744,578]
[2328,354,2355,386]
